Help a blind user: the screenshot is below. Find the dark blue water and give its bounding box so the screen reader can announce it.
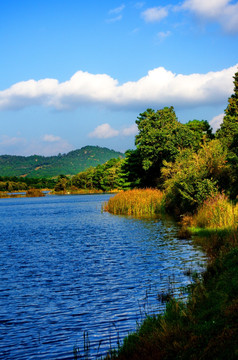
[0,194,206,359]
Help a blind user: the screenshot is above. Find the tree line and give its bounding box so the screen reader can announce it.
[0,176,57,192]
[55,70,238,215]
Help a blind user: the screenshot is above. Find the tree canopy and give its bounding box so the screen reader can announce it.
[216,71,238,150]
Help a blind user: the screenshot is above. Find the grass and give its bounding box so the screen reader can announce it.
[104,244,238,360]
[104,188,164,216]
[192,192,238,230]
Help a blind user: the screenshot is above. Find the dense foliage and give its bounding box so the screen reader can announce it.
[0,146,124,178]
[134,107,214,187]
[216,71,238,150]
[0,176,57,191]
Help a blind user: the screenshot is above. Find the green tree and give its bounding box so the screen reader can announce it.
[135,107,180,171]
[134,107,214,187]
[216,71,238,150]
[120,149,145,188]
[162,140,231,214]
[54,175,69,192]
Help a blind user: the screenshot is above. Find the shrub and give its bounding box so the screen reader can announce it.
[162,140,230,215]
[26,188,45,197]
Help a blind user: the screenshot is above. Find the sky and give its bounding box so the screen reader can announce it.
[0,0,238,156]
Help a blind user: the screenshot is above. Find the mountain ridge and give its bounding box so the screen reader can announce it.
[0,145,125,178]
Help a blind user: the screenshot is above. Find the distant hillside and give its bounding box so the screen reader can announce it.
[0,146,125,178]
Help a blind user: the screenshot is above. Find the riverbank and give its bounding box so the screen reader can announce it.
[0,188,48,198]
[101,190,238,360]
[0,188,117,198]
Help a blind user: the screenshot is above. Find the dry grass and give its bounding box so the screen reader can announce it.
[192,193,238,229]
[104,188,164,216]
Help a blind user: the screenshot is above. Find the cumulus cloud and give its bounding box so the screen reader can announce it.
[89,123,119,139]
[141,6,168,22]
[182,0,238,32]
[0,65,237,112]
[89,123,138,139]
[121,124,138,136]
[210,113,225,131]
[42,134,61,142]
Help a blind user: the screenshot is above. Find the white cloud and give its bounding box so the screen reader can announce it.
[121,124,138,136]
[89,123,119,139]
[210,113,224,131]
[0,65,237,112]
[43,134,61,142]
[141,6,168,22]
[0,135,73,156]
[89,123,138,139]
[157,30,171,40]
[182,0,238,32]
[107,4,125,22]
[109,4,125,15]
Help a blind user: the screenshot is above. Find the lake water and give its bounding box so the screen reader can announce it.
[0,194,206,359]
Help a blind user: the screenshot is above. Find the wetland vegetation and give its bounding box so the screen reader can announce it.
[1,70,237,359]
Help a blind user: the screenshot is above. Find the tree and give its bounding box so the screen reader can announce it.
[54,175,69,192]
[134,107,214,187]
[216,70,238,149]
[135,107,180,171]
[120,150,145,188]
[162,140,231,214]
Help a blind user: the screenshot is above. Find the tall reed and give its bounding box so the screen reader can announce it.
[193,192,238,229]
[104,188,164,216]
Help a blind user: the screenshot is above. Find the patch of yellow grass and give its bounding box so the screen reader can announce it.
[104,188,164,216]
[193,192,238,229]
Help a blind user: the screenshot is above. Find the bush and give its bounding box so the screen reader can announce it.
[26,189,45,197]
[162,140,230,215]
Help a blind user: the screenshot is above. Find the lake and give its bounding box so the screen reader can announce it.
[0,194,206,359]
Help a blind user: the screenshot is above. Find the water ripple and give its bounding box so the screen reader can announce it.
[0,194,206,359]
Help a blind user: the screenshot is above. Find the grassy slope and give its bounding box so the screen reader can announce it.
[0,146,124,178]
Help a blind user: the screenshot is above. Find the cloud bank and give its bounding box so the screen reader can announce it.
[0,65,237,112]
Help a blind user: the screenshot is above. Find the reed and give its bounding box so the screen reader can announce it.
[192,192,238,230]
[104,189,164,216]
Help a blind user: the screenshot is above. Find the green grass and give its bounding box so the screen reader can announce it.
[105,245,238,360]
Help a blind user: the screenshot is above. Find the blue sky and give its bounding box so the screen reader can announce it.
[0,0,238,156]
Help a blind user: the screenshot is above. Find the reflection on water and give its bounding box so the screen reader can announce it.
[0,194,206,359]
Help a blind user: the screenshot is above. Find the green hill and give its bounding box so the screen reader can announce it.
[0,146,124,178]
